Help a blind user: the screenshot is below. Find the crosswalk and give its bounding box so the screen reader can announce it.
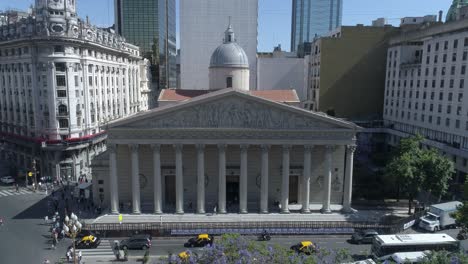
[0,189,33,197]
[80,240,116,259]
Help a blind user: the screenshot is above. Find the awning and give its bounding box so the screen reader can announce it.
[77,182,92,190]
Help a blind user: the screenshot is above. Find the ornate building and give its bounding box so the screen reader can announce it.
[0,0,150,182]
[92,25,360,216]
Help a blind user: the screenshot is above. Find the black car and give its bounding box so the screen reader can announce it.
[120,235,152,250]
[184,234,214,248]
[350,229,379,244]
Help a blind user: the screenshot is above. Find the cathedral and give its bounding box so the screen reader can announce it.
[92,23,361,216]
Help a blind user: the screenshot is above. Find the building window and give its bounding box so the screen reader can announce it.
[460,79,465,88]
[226,77,233,88]
[74,76,79,87]
[56,75,66,86]
[58,104,68,115]
[446,118,450,126]
[57,90,67,97]
[454,39,459,49]
[456,120,460,129]
[54,45,64,53]
[59,119,69,128]
[444,41,449,50]
[55,63,66,72]
[463,51,468,61]
[88,76,93,86]
[453,53,457,62]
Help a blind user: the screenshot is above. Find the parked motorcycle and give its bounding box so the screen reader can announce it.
[457,229,468,240]
[258,234,271,241]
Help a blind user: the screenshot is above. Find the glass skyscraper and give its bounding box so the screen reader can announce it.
[291,0,342,52]
[115,0,176,90]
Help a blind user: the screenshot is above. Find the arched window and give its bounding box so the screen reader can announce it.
[58,104,68,115]
[226,77,233,88]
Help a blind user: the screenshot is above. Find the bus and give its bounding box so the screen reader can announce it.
[371,233,459,259]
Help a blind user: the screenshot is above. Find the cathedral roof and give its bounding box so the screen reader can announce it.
[209,23,249,69]
[447,0,468,22]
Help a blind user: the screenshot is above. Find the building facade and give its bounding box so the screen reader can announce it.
[0,0,150,183]
[92,89,360,214]
[115,0,177,95]
[180,0,258,90]
[304,25,400,120]
[257,45,308,101]
[383,17,468,180]
[291,0,342,52]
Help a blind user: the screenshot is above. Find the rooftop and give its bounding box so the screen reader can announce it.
[158,89,300,104]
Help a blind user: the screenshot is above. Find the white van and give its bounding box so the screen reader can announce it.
[380,251,428,263]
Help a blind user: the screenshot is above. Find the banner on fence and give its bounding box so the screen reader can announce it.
[403,219,416,230]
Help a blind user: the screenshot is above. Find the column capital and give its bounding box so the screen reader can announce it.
[217,144,226,151]
[325,145,337,152]
[173,144,183,151]
[304,145,314,151]
[261,144,271,151]
[346,145,357,153]
[282,144,292,150]
[240,144,250,150]
[196,144,205,150]
[108,144,117,153]
[129,144,139,152]
[150,144,161,151]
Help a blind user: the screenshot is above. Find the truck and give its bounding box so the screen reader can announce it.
[418,201,462,232]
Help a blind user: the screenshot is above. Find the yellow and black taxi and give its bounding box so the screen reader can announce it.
[290,241,316,255]
[74,235,101,249]
[184,234,214,247]
[178,250,190,262]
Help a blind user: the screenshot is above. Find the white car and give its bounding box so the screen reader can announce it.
[0,176,15,184]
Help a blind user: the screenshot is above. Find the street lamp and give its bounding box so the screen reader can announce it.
[63,212,82,264]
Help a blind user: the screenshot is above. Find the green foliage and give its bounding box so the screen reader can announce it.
[384,135,455,213]
[452,177,468,228]
[419,251,468,264]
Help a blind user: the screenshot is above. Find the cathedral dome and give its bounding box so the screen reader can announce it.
[209,24,249,69]
[446,0,468,22]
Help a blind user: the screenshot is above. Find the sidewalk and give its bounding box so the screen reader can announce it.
[81,255,166,264]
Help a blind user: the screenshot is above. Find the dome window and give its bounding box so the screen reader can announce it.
[226,77,233,88]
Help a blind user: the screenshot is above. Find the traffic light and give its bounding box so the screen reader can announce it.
[28,172,33,177]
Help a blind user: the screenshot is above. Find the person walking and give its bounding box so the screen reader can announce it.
[15,183,19,192]
[78,250,82,263]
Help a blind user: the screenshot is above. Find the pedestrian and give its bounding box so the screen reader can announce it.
[0,217,3,226]
[61,229,65,239]
[66,251,71,262]
[213,204,217,215]
[78,250,82,263]
[43,258,50,264]
[52,238,56,250]
[15,183,19,192]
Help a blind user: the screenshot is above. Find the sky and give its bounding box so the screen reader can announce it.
[1,0,453,51]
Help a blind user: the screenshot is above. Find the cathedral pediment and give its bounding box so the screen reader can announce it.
[110,89,358,131]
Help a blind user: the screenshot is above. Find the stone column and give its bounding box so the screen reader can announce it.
[218,144,227,214]
[280,145,291,214]
[109,144,119,214]
[321,145,334,214]
[302,145,313,214]
[196,144,205,214]
[343,145,357,213]
[239,144,249,214]
[175,144,184,214]
[152,144,162,214]
[260,144,270,214]
[130,144,141,214]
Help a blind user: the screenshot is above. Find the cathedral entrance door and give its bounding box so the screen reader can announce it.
[165,175,176,211]
[226,175,239,212]
[289,175,299,204]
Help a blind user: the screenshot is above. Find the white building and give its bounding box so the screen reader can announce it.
[257,45,307,101]
[0,0,150,182]
[180,0,258,90]
[91,26,360,216]
[383,17,468,180]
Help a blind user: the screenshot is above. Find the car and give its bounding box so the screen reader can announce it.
[0,176,15,184]
[72,235,101,249]
[76,230,96,239]
[350,229,379,244]
[290,241,316,255]
[184,234,214,248]
[120,235,152,250]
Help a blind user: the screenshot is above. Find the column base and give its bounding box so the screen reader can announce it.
[111,209,120,215]
[320,208,332,214]
[280,210,290,214]
[175,211,184,215]
[218,211,227,214]
[341,207,357,214]
[239,210,248,214]
[259,211,269,214]
[132,211,141,215]
[197,211,206,214]
[154,211,163,215]
[301,209,311,214]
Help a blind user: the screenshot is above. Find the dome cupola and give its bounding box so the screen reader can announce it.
[209,19,250,91]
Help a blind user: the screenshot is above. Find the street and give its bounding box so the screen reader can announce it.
[0,185,464,263]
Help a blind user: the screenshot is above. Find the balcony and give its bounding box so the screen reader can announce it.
[57,111,69,117]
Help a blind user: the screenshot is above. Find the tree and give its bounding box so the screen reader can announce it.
[384,135,455,214]
[452,177,468,228]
